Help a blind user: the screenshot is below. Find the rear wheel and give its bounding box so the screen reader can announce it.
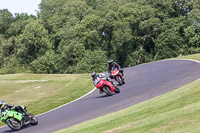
[114,87,120,93]
[28,113,38,125]
[6,118,21,131]
[102,86,113,96]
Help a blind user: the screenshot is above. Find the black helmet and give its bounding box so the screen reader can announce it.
[91,72,97,79]
[108,59,113,65]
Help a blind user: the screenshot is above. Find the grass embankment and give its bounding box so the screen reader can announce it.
[176,54,200,61]
[0,73,93,127]
[56,53,200,133]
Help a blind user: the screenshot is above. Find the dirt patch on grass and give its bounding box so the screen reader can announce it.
[15,80,48,83]
[103,122,138,133]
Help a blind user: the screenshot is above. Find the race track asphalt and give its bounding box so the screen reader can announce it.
[1,59,200,133]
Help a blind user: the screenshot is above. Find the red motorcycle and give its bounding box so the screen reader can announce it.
[111,68,125,86]
[96,76,120,96]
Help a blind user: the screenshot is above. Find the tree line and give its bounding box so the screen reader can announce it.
[0,0,200,74]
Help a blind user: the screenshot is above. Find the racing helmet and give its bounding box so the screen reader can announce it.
[91,72,97,79]
[0,101,5,109]
[108,59,113,65]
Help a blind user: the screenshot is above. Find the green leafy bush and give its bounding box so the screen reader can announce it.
[30,50,61,74]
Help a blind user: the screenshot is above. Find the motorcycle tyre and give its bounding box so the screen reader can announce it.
[6,118,21,131]
[114,87,120,93]
[28,113,38,126]
[116,76,123,86]
[103,86,113,96]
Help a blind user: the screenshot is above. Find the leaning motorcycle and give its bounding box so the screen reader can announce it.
[96,75,120,96]
[1,106,38,131]
[111,68,125,86]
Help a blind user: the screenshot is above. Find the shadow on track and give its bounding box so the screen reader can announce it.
[95,92,120,98]
[95,95,110,98]
[1,125,32,133]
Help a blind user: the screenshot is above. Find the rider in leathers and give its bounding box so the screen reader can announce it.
[107,59,124,79]
[91,72,115,94]
[0,101,28,122]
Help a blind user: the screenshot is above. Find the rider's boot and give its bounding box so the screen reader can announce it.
[21,115,29,125]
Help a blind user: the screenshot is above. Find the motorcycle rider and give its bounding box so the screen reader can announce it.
[0,101,28,121]
[91,72,115,94]
[107,59,124,79]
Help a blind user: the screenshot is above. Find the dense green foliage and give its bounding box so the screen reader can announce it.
[0,0,200,74]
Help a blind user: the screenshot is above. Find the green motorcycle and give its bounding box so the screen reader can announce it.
[1,106,38,131]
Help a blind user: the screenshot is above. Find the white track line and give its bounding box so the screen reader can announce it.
[176,59,200,63]
[153,58,200,64]
[35,59,200,116]
[37,88,96,116]
[1,58,200,129]
[0,88,96,129]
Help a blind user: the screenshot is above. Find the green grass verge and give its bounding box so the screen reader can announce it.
[176,53,200,61]
[0,73,94,127]
[55,53,200,133]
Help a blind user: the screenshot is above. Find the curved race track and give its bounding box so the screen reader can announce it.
[1,59,200,133]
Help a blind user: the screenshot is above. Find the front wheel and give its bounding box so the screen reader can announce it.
[102,86,113,96]
[6,118,21,131]
[116,76,123,85]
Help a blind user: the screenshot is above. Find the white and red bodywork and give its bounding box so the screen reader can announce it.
[96,77,115,92]
[111,68,123,82]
